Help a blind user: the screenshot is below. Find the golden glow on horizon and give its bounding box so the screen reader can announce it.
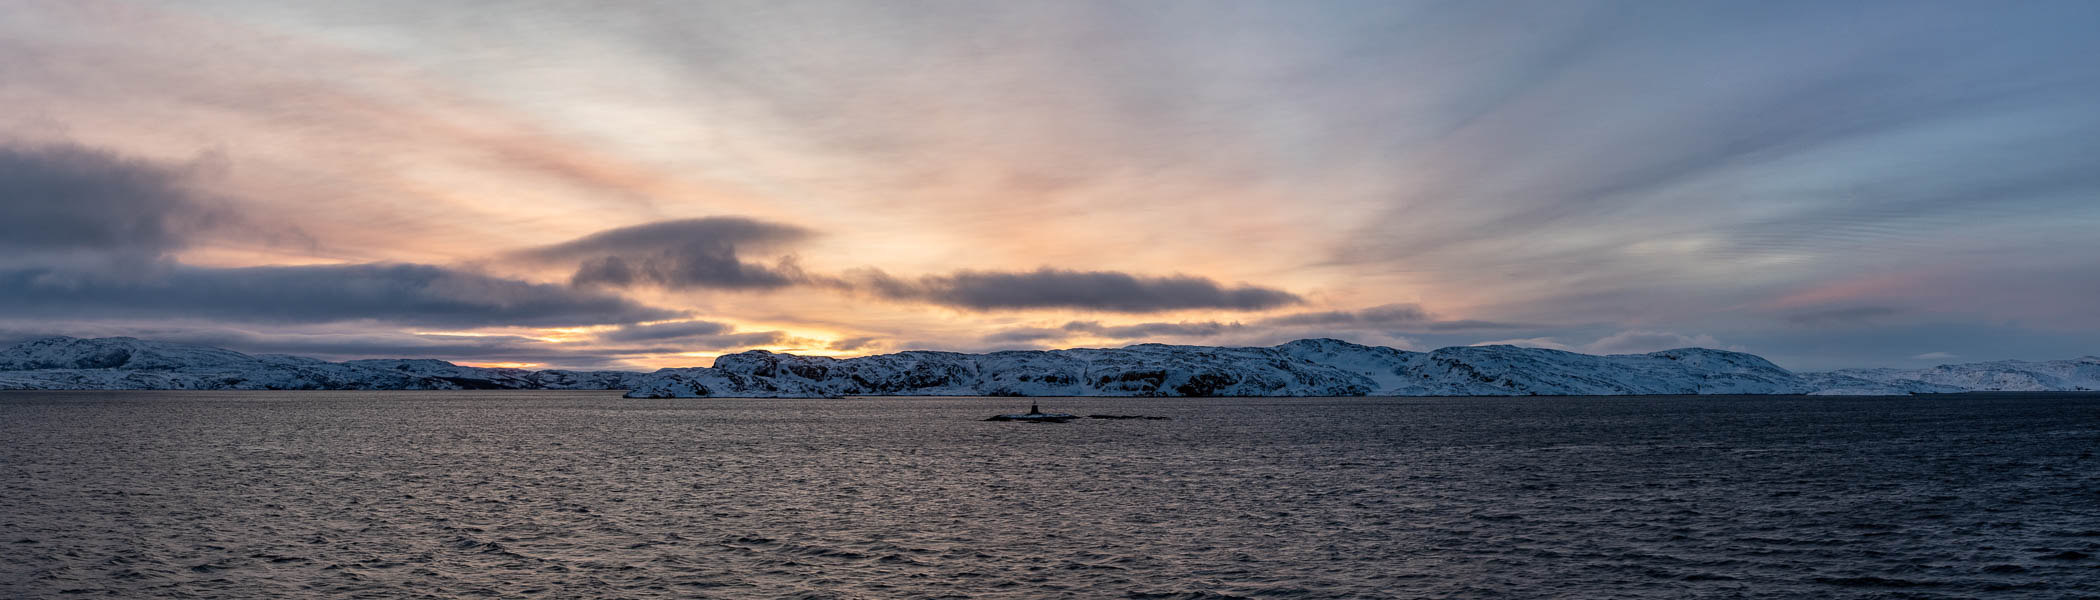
[529,327,598,343]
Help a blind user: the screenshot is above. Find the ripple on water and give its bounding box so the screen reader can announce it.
[2,392,2099,598]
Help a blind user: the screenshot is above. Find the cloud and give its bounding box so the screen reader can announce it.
[848,267,1301,313]
[987,319,1241,344]
[594,320,794,349]
[1256,304,1428,327]
[1911,352,1958,361]
[0,324,658,370]
[1471,338,1576,352]
[595,319,734,342]
[640,330,794,350]
[710,331,795,347]
[1066,320,1236,339]
[0,143,679,337]
[1293,1,2100,329]
[518,217,812,290]
[982,326,1074,344]
[1420,320,1535,332]
[1582,330,1727,355]
[976,303,1534,348]
[0,143,240,266]
[1787,306,1905,326]
[526,219,1307,313]
[0,263,681,327]
[8,3,2096,370]
[1252,305,1531,332]
[827,336,882,351]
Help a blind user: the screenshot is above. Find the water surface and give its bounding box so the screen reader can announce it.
[4,392,2098,598]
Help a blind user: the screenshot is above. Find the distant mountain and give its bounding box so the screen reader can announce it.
[0,337,643,391]
[623,338,1814,398]
[2,336,2092,397]
[1804,357,2100,395]
[624,339,2099,398]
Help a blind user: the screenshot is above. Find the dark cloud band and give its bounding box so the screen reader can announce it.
[596,320,735,342]
[594,320,795,349]
[850,267,1301,313]
[529,218,1306,313]
[0,263,681,328]
[520,217,811,290]
[0,143,222,262]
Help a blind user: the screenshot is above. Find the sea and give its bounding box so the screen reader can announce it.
[3,391,2097,598]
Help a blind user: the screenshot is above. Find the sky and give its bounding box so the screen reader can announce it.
[2,0,2096,371]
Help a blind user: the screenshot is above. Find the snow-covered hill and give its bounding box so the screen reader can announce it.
[622,339,1818,398]
[626,340,2100,398]
[0,337,642,391]
[1808,357,2100,394]
[626,341,1384,398]
[1382,345,1813,396]
[5,336,2092,397]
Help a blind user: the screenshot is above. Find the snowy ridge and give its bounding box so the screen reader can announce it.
[1387,346,1812,396]
[625,340,2100,398]
[1808,357,2100,394]
[622,339,1818,398]
[0,337,643,391]
[4,336,2092,397]
[630,342,1383,398]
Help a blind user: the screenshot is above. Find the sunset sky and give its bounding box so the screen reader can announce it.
[3,0,2096,370]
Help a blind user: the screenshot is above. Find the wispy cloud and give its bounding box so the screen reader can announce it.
[2,1,2096,368]
[594,320,735,342]
[593,319,798,350]
[1786,306,1905,326]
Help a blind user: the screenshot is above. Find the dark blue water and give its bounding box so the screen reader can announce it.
[3,392,2097,598]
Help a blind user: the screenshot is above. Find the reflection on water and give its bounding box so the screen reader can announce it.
[3,392,2097,598]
